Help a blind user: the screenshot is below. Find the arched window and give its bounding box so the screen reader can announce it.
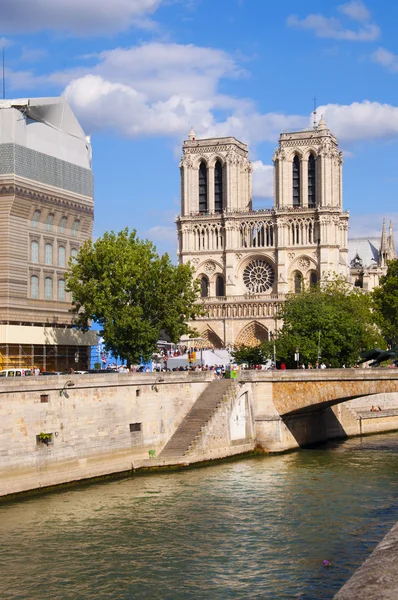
[215,275,225,297]
[58,246,66,267]
[198,162,208,214]
[31,275,39,299]
[294,271,303,294]
[72,219,80,237]
[200,276,209,298]
[310,272,318,287]
[44,277,53,300]
[46,213,54,231]
[70,248,78,264]
[308,154,316,208]
[293,155,301,207]
[31,240,39,263]
[58,279,65,301]
[45,243,53,265]
[59,216,67,233]
[31,210,40,228]
[214,161,223,213]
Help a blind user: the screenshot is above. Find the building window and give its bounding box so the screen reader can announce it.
[59,216,67,233]
[215,275,225,297]
[310,272,318,287]
[40,394,49,403]
[70,248,78,264]
[200,276,209,297]
[58,279,65,301]
[32,210,40,228]
[198,162,208,214]
[293,155,301,207]
[308,154,316,208]
[129,423,142,432]
[31,240,39,263]
[58,246,66,267]
[45,277,53,300]
[31,275,39,299]
[45,243,53,265]
[214,160,223,213]
[294,271,303,294]
[46,213,54,231]
[72,219,80,237]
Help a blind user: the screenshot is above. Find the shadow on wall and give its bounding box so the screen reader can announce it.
[282,407,348,447]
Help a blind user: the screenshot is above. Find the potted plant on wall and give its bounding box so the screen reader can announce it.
[38,432,52,446]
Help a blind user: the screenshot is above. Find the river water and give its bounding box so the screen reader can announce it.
[1,433,398,600]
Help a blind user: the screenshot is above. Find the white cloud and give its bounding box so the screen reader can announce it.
[0,0,163,35]
[348,213,398,239]
[338,1,371,22]
[372,47,398,73]
[252,161,273,198]
[287,1,380,42]
[317,101,398,142]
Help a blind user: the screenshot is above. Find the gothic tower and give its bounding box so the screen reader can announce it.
[176,119,350,348]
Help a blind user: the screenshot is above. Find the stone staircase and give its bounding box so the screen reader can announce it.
[158,379,235,460]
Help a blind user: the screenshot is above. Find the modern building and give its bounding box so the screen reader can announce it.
[0,97,97,370]
[176,120,395,348]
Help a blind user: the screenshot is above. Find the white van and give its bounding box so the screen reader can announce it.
[0,368,33,377]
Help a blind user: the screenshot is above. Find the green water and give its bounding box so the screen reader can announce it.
[1,433,398,599]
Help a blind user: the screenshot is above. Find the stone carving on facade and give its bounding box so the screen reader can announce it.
[288,252,296,260]
[205,261,216,274]
[191,258,200,266]
[298,257,311,270]
[180,155,194,169]
[235,253,243,260]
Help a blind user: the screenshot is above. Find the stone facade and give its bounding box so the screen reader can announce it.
[176,121,394,348]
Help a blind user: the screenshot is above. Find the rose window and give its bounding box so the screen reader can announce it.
[243,260,275,293]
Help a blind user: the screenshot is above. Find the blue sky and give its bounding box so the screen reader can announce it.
[2,0,398,256]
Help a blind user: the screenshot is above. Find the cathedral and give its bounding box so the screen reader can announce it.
[176,119,395,348]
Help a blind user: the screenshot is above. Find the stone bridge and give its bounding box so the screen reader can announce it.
[239,368,398,415]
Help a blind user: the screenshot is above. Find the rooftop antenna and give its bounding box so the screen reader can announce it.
[2,38,5,100]
[312,94,317,129]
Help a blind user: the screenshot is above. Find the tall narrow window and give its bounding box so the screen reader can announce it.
[200,276,209,297]
[31,240,39,263]
[32,210,40,228]
[310,272,318,287]
[198,162,208,214]
[44,277,53,300]
[215,275,225,297]
[59,216,67,233]
[308,154,316,208]
[46,213,54,231]
[58,279,65,301]
[58,246,66,267]
[293,155,301,207]
[72,219,80,237]
[31,275,39,299]
[214,161,223,213]
[45,243,53,265]
[70,248,78,264]
[294,272,303,294]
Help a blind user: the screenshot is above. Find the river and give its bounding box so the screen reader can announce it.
[1,432,398,599]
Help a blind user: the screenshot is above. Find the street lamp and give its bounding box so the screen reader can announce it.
[60,380,75,397]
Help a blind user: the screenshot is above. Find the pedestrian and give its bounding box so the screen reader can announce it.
[280,362,286,370]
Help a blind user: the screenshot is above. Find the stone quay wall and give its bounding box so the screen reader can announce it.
[1,370,398,498]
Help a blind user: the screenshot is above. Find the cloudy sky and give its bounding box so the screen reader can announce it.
[2,0,398,255]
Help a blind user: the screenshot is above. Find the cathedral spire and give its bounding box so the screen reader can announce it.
[388,220,396,259]
[188,127,196,141]
[379,218,388,266]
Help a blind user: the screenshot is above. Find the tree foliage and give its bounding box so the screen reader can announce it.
[231,345,267,367]
[372,259,398,346]
[261,275,385,368]
[65,229,202,364]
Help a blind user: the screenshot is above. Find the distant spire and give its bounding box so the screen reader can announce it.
[188,126,196,141]
[312,95,317,130]
[317,115,328,131]
[379,218,388,267]
[388,220,396,259]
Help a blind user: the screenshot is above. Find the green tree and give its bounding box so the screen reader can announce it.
[231,345,267,367]
[372,259,398,346]
[65,229,202,365]
[262,276,385,368]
